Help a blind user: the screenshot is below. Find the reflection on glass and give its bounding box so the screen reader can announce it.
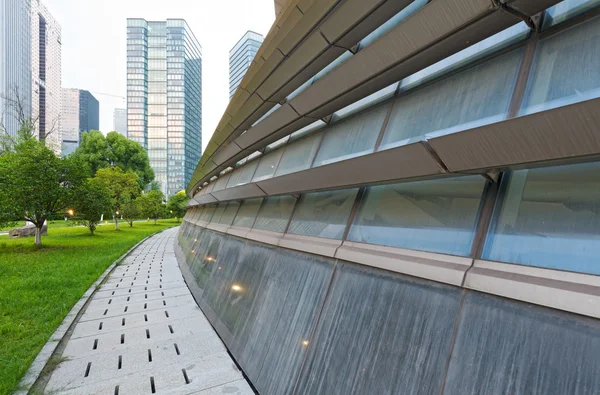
[232,198,263,228]
[288,189,359,239]
[235,159,260,186]
[521,15,600,115]
[313,104,390,167]
[348,176,486,256]
[484,162,600,275]
[226,169,242,188]
[253,195,297,233]
[252,149,284,182]
[212,173,231,192]
[379,49,522,151]
[220,201,240,225]
[543,0,600,29]
[400,23,529,90]
[211,202,227,223]
[200,204,217,223]
[275,132,322,176]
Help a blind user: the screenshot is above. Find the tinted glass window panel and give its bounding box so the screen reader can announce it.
[232,198,263,228]
[211,202,227,223]
[200,204,217,222]
[253,195,297,233]
[484,162,600,275]
[380,49,522,151]
[313,104,390,167]
[252,149,284,182]
[543,0,600,29]
[288,189,359,239]
[275,132,322,177]
[521,16,600,115]
[220,201,240,226]
[348,177,486,256]
[235,159,260,186]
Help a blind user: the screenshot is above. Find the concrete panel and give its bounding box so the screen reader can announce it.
[336,241,472,286]
[258,32,330,101]
[236,103,300,149]
[246,229,284,247]
[319,0,387,44]
[195,194,218,205]
[211,143,243,167]
[278,234,342,258]
[278,0,339,55]
[211,183,266,202]
[257,142,444,196]
[228,93,265,132]
[465,259,600,319]
[429,98,600,173]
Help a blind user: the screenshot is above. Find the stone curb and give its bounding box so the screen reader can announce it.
[14,228,171,395]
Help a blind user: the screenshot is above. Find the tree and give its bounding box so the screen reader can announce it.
[137,190,166,225]
[167,190,188,222]
[94,167,141,230]
[0,138,88,245]
[73,131,154,189]
[121,198,141,227]
[73,179,113,234]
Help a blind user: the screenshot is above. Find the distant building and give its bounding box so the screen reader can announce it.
[31,0,61,154]
[0,0,32,139]
[113,108,127,136]
[60,89,99,156]
[127,18,202,197]
[229,31,263,99]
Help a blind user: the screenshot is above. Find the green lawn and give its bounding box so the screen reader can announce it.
[0,219,180,394]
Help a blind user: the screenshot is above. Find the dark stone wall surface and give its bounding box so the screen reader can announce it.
[177,222,600,395]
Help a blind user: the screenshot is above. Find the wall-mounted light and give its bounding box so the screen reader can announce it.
[231,284,243,292]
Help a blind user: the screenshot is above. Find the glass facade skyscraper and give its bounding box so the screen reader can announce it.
[60,88,99,156]
[229,31,263,99]
[0,0,32,139]
[127,18,202,197]
[113,108,127,136]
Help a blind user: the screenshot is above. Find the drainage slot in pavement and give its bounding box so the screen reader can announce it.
[174,343,180,355]
[122,318,126,326]
[148,349,153,362]
[103,309,108,316]
[163,300,166,306]
[114,385,119,395]
[121,334,125,344]
[118,355,122,369]
[99,322,103,330]
[144,303,147,310]
[150,377,156,394]
[146,329,151,339]
[93,339,98,350]
[108,299,112,305]
[144,314,148,322]
[168,325,174,334]
[84,362,91,378]
[182,369,190,384]
[124,306,128,312]
[165,311,169,318]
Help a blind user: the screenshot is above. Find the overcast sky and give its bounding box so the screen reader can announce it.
[43,0,275,150]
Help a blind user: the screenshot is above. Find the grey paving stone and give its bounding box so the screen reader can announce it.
[44,228,252,395]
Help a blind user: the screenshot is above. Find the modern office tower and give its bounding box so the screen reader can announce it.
[113,108,127,136]
[0,0,32,139]
[60,88,99,155]
[127,18,202,197]
[179,1,600,393]
[229,31,263,99]
[31,0,61,154]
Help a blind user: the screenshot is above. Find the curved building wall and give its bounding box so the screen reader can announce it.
[176,223,600,395]
[180,1,600,393]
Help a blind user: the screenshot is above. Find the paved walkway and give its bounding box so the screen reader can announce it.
[44,227,253,395]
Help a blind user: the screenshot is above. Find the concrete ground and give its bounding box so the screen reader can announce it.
[43,227,253,395]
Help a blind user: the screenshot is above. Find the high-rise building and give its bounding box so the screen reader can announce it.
[127,18,202,197]
[113,108,127,136]
[0,0,32,139]
[229,31,263,99]
[60,88,99,155]
[31,0,61,154]
[179,1,600,393]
